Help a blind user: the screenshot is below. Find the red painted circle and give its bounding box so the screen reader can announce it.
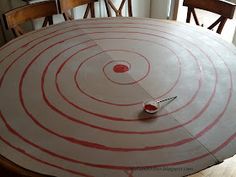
[53,40,196,122]
[101,52,150,86]
[2,32,203,135]
[21,31,226,146]
[0,20,234,176]
[113,64,129,73]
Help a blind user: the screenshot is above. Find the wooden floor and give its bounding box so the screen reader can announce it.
[188,155,236,177]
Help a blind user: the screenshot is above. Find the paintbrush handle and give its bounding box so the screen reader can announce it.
[158,96,177,103]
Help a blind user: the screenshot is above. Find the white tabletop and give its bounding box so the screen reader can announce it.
[0,17,236,177]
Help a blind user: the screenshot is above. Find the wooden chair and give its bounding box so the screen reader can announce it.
[183,0,236,34]
[104,0,133,17]
[2,1,57,37]
[0,155,53,177]
[0,19,6,45]
[57,0,98,21]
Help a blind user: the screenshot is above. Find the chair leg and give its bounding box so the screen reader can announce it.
[216,17,227,34]
[128,0,133,17]
[83,4,90,18]
[83,3,95,18]
[186,8,191,23]
[42,16,51,27]
[0,19,6,43]
[192,9,200,26]
[48,16,53,25]
[12,29,19,37]
[42,16,53,27]
[90,2,95,18]
[63,11,73,21]
[12,26,23,37]
[119,0,126,12]
[42,17,48,27]
[104,0,112,17]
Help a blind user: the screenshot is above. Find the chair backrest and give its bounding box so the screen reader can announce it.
[0,19,6,44]
[183,0,236,34]
[104,0,133,17]
[2,1,57,37]
[58,0,98,21]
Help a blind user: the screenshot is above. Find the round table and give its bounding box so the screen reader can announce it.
[1,17,236,177]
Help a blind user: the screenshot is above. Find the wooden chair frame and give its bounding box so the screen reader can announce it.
[57,0,98,21]
[183,0,236,34]
[104,0,133,17]
[0,154,53,177]
[2,1,57,37]
[0,19,6,44]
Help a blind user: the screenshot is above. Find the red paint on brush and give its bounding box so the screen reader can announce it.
[144,104,158,111]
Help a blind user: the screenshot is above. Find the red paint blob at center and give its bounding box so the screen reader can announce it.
[113,64,129,73]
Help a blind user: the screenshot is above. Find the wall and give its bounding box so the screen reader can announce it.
[131,0,151,17]
[150,0,171,19]
[233,28,236,45]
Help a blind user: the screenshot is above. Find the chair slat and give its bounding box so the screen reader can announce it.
[58,0,98,21]
[104,0,133,17]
